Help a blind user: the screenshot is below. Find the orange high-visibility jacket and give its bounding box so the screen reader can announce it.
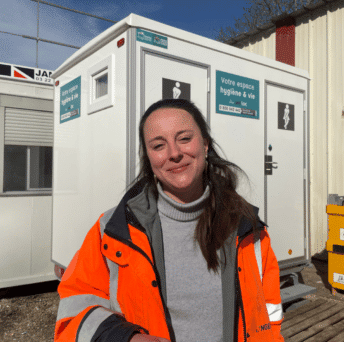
[55,180,284,342]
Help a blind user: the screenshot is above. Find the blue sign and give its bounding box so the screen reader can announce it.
[216,71,259,119]
[136,29,168,49]
[60,76,81,124]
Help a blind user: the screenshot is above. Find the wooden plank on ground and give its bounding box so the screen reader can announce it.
[282,302,344,339]
[327,329,344,342]
[283,299,327,323]
[288,309,344,342]
[303,317,344,342]
[282,301,337,332]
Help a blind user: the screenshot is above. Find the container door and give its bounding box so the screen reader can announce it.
[265,84,305,264]
[142,50,209,118]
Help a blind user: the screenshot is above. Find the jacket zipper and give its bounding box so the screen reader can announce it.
[238,287,247,342]
[234,272,247,342]
[235,233,253,342]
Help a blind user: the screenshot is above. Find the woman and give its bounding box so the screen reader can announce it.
[54,99,284,342]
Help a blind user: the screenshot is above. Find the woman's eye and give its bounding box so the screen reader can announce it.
[180,136,191,142]
[153,144,164,150]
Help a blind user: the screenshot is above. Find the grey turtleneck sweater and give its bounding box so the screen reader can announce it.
[157,183,223,342]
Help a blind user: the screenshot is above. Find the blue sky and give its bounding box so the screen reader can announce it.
[0,0,249,71]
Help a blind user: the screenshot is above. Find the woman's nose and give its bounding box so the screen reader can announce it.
[168,142,182,162]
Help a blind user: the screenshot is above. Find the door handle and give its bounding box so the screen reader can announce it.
[265,155,278,175]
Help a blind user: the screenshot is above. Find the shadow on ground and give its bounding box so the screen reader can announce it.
[0,280,59,299]
[282,249,344,312]
[297,249,344,301]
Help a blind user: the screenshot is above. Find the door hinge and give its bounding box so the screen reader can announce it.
[207,77,210,93]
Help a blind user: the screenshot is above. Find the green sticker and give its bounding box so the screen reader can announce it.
[136,29,168,49]
[60,76,81,124]
[216,71,259,119]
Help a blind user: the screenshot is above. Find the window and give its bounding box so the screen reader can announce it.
[4,145,52,192]
[2,105,53,193]
[95,73,108,99]
[4,145,26,191]
[88,54,115,114]
[29,146,52,189]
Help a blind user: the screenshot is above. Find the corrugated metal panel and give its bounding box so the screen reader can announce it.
[5,108,53,146]
[241,31,276,60]
[306,9,328,255]
[327,5,344,198]
[295,16,309,71]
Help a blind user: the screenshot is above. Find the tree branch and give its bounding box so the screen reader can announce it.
[215,0,316,43]
[274,0,284,13]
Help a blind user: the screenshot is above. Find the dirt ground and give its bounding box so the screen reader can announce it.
[0,281,59,341]
[0,251,342,341]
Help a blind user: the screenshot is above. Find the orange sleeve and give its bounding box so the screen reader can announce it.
[260,229,284,342]
[57,216,110,300]
[54,216,112,341]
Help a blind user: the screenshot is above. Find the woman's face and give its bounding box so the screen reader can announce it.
[143,107,208,203]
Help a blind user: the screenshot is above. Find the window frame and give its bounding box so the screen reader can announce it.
[87,54,115,115]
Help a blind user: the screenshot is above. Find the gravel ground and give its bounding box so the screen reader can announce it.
[0,252,341,341]
[0,281,59,342]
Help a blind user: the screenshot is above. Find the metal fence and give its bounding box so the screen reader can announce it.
[0,0,118,68]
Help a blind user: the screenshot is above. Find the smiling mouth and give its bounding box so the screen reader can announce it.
[169,164,189,173]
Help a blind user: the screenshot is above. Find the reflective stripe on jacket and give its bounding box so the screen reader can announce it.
[54,181,284,342]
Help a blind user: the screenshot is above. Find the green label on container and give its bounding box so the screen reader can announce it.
[60,76,81,124]
[216,70,259,119]
[136,29,168,49]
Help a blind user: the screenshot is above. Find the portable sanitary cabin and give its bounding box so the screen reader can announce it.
[51,14,313,302]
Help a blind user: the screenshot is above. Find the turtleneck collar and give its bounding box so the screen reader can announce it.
[157,182,210,222]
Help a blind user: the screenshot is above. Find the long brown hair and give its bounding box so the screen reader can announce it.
[137,99,256,272]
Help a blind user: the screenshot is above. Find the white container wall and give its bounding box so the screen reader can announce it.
[0,196,53,288]
[0,63,55,288]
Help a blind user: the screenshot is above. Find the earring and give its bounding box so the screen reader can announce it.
[154,174,158,185]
